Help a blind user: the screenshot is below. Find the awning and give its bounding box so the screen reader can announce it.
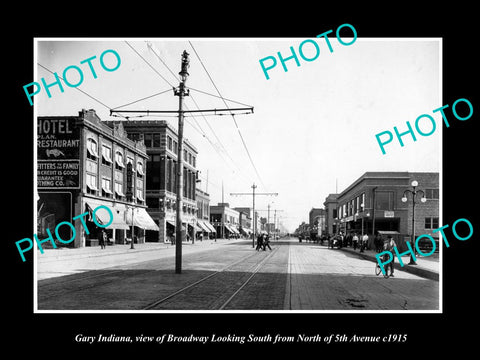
[166,220,186,231]
[126,208,159,231]
[204,222,216,233]
[225,224,239,234]
[198,221,210,232]
[230,225,240,234]
[87,202,130,230]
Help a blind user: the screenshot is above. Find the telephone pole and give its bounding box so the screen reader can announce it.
[110,50,253,274]
[173,50,190,274]
[230,183,278,248]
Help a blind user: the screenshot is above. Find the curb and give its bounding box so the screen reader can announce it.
[339,247,439,281]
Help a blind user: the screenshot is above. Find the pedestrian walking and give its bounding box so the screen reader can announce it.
[255,234,264,251]
[98,229,106,249]
[263,234,272,251]
[352,232,359,250]
[171,232,176,245]
[383,235,396,277]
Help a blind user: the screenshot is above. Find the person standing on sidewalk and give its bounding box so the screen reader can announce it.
[98,229,106,249]
[383,235,396,277]
[361,233,369,253]
[352,232,359,250]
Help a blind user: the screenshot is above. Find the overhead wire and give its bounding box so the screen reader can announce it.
[187,41,268,192]
[37,63,122,117]
[140,40,256,187]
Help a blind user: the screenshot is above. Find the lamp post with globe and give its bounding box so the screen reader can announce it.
[401,180,427,265]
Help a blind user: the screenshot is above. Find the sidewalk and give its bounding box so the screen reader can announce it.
[338,246,440,281]
[36,238,245,262]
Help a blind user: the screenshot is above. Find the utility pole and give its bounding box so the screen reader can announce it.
[173,50,190,274]
[110,50,253,274]
[230,184,278,248]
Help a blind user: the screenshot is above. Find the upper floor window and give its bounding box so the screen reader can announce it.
[425,188,439,200]
[115,151,125,170]
[101,177,113,198]
[137,160,144,177]
[101,145,113,166]
[87,138,98,160]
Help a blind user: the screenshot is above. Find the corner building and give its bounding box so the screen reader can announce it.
[37,109,157,248]
[335,172,439,250]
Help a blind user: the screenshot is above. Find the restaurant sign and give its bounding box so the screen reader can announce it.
[37,118,80,189]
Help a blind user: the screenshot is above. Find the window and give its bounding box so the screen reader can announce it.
[167,136,173,151]
[101,177,113,198]
[188,153,192,165]
[136,178,144,202]
[426,188,439,200]
[87,138,98,160]
[153,133,161,147]
[375,191,394,211]
[137,161,144,177]
[173,140,178,154]
[115,182,125,200]
[86,173,98,195]
[192,155,196,168]
[127,133,141,142]
[425,217,439,229]
[144,133,152,147]
[101,145,112,166]
[115,151,124,170]
[184,149,187,161]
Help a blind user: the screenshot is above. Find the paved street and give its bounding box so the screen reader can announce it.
[37,237,439,311]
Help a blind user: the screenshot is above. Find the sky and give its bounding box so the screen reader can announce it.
[35,38,441,232]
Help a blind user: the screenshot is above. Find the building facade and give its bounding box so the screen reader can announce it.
[110,120,199,243]
[210,203,240,238]
[196,187,216,239]
[323,193,338,236]
[336,172,439,250]
[233,207,253,237]
[37,109,157,248]
[309,208,326,237]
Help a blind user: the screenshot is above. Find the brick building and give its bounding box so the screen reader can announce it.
[37,109,157,248]
[336,171,439,250]
[107,120,199,243]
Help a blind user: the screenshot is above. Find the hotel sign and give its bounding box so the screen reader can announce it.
[37,118,80,189]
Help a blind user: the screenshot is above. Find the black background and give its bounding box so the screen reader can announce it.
[6,4,478,356]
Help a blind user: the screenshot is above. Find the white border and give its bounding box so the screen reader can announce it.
[33,37,443,314]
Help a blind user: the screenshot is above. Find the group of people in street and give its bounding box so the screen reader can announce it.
[255,233,272,251]
[325,232,369,252]
[323,231,397,276]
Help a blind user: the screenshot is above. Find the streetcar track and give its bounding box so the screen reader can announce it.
[143,247,279,310]
[38,248,258,302]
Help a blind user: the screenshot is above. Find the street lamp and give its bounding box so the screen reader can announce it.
[401,180,427,265]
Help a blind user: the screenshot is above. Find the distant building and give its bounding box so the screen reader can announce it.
[309,208,326,237]
[233,207,253,237]
[323,194,338,235]
[210,203,240,238]
[196,188,216,238]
